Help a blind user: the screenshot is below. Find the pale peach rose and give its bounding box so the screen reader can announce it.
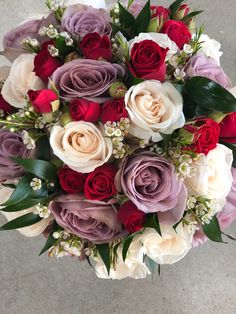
[50,121,113,173]
[125,80,185,142]
[0,184,52,237]
[1,54,45,108]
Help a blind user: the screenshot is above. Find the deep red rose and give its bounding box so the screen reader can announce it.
[70,99,101,123]
[28,89,58,113]
[34,48,63,82]
[128,40,167,81]
[41,40,55,51]
[101,98,128,124]
[58,166,86,194]
[84,164,117,201]
[184,118,220,155]
[80,32,112,62]
[151,5,170,20]
[0,94,14,115]
[117,201,146,234]
[219,113,236,143]
[162,20,191,49]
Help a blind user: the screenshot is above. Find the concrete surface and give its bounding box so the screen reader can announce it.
[0,1,236,313]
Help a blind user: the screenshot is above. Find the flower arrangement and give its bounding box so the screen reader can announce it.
[0,0,236,280]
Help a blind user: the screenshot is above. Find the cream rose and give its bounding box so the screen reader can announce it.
[139,224,195,265]
[185,144,233,200]
[94,240,150,280]
[50,121,113,173]
[1,54,45,108]
[125,80,185,142]
[0,184,51,237]
[129,33,178,59]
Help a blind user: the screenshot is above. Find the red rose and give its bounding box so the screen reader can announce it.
[128,40,167,81]
[34,46,63,82]
[184,118,220,155]
[84,164,117,201]
[28,89,59,113]
[174,4,190,20]
[0,94,14,115]
[80,33,112,62]
[117,201,146,233]
[162,20,191,49]
[151,6,170,20]
[70,99,101,123]
[219,113,236,143]
[58,166,86,194]
[101,98,128,124]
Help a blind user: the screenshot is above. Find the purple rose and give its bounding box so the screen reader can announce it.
[49,194,124,243]
[2,13,57,62]
[115,151,187,225]
[185,53,232,89]
[193,168,236,247]
[0,129,35,182]
[51,59,125,101]
[61,4,111,39]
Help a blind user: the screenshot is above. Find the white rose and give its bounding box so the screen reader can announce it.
[129,33,178,59]
[50,121,113,173]
[1,54,45,108]
[0,184,51,237]
[94,240,150,280]
[139,224,194,265]
[125,80,185,142]
[197,34,223,65]
[185,144,233,199]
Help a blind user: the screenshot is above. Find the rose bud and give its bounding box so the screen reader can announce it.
[219,113,236,144]
[34,41,63,82]
[84,164,117,201]
[69,99,101,123]
[183,118,220,155]
[109,81,128,99]
[28,89,59,122]
[101,98,128,124]
[173,4,190,20]
[148,6,170,32]
[80,32,112,62]
[117,201,146,234]
[58,166,87,194]
[60,112,72,127]
[162,20,191,49]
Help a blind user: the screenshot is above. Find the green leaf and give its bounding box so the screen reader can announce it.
[96,243,111,275]
[221,142,236,168]
[122,236,133,261]
[144,214,162,236]
[182,10,204,23]
[132,0,151,34]
[1,183,16,189]
[221,232,236,241]
[111,23,131,40]
[55,35,74,57]
[36,135,52,161]
[0,213,42,231]
[1,197,47,212]
[118,2,135,29]
[39,221,58,256]
[1,174,33,207]
[173,83,184,94]
[202,215,225,243]
[185,77,236,113]
[12,158,58,182]
[169,0,185,19]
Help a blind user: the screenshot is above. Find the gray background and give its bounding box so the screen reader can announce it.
[0,1,236,313]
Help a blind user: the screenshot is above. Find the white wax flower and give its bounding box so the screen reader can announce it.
[197,34,223,65]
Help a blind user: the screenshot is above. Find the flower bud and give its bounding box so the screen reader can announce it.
[174,4,190,20]
[60,112,72,126]
[109,81,127,99]
[186,18,196,33]
[178,128,194,145]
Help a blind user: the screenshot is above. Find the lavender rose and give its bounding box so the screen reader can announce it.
[49,195,124,243]
[51,59,125,101]
[2,13,57,62]
[116,151,187,225]
[185,53,232,89]
[0,129,35,181]
[61,4,111,39]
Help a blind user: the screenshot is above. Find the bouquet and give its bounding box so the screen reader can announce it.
[0,0,236,280]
